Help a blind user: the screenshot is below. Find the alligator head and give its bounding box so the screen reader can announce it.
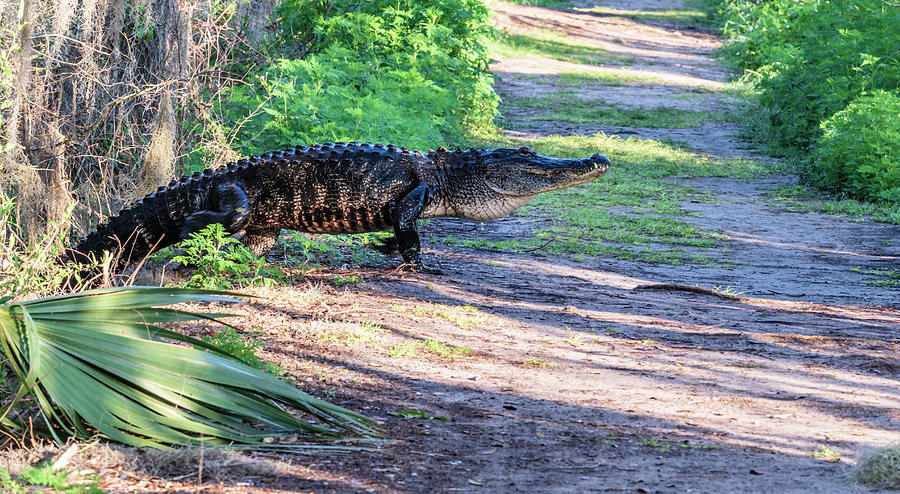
[428,146,611,221]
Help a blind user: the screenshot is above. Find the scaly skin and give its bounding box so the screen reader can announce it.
[67,142,611,274]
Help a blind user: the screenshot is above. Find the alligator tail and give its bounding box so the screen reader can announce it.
[63,170,218,275]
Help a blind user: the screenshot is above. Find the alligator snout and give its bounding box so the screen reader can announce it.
[590,154,611,167]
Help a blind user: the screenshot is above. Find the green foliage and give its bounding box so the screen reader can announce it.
[0,468,26,494]
[19,462,105,493]
[162,223,285,289]
[0,287,378,450]
[223,0,498,154]
[278,230,390,269]
[809,90,900,202]
[201,327,286,377]
[0,192,99,299]
[716,0,900,201]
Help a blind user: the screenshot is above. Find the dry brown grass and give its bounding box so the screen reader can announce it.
[0,0,277,299]
[0,0,275,243]
[0,439,287,485]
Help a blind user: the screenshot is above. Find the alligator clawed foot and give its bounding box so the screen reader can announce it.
[395,262,444,275]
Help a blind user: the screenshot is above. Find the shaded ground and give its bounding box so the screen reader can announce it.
[13,1,899,492]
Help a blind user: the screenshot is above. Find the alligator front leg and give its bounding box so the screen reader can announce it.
[181,182,251,239]
[394,183,442,274]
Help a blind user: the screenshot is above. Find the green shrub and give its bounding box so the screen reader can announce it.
[717,0,811,76]
[809,90,900,202]
[222,0,498,155]
[716,0,900,200]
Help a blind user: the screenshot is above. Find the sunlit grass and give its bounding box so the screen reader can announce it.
[391,302,491,330]
[512,133,775,179]
[385,338,473,360]
[454,132,773,264]
[764,185,900,224]
[314,320,387,346]
[850,267,900,287]
[579,6,710,26]
[487,31,624,66]
[504,93,722,128]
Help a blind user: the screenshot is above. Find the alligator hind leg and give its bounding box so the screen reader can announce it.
[241,227,281,256]
[181,182,251,239]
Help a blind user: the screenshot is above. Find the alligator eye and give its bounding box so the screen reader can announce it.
[518,146,534,155]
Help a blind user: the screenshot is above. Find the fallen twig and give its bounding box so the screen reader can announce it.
[633,283,744,301]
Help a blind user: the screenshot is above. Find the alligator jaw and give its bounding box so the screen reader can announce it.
[482,149,612,197]
[533,153,612,194]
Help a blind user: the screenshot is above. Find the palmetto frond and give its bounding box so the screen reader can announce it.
[0,287,378,451]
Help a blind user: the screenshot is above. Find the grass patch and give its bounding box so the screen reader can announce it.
[553,209,723,247]
[854,445,900,489]
[505,93,721,128]
[389,409,450,420]
[850,267,900,287]
[487,31,623,66]
[1,464,104,494]
[520,133,774,179]
[315,320,386,346]
[445,234,717,265]
[810,447,841,462]
[520,358,555,367]
[387,340,421,358]
[391,302,490,330]
[764,186,900,224]
[423,339,473,359]
[580,6,711,27]
[448,133,772,265]
[539,70,673,87]
[386,339,473,360]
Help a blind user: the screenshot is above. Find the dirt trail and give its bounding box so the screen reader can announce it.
[96,1,900,492]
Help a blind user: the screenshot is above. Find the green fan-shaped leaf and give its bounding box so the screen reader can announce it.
[0,287,379,451]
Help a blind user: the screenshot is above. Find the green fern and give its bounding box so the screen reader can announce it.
[165,223,284,289]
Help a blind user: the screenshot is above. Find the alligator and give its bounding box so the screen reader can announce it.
[66,142,611,274]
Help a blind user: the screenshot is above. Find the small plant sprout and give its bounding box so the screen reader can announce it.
[810,447,841,462]
[160,223,285,289]
[520,358,555,368]
[387,340,421,358]
[711,285,745,297]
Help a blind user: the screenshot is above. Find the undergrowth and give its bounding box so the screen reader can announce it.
[153,223,285,289]
[1,463,104,494]
[220,0,498,156]
[0,192,98,300]
[715,0,900,204]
